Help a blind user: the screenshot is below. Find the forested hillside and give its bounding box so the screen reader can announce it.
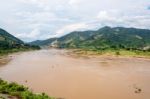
[0,28,40,54]
[30,26,150,51]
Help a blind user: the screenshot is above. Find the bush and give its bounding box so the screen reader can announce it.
[0,78,54,99]
[115,51,120,55]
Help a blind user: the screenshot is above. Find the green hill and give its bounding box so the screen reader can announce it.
[29,38,57,46]
[57,30,95,48]
[29,26,150,51]
[0,28,40,54]
[0,28,24,49]
[57,26,150,50]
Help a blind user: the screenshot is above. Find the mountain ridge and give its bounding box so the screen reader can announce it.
[0,28,40,52]
[29,26,150,51]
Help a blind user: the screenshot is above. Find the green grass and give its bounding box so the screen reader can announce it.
[0,78,55,99]
[72,48,150,58]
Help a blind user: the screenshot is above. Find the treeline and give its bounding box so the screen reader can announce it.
[0,41,40,50]
[0,41,40,55]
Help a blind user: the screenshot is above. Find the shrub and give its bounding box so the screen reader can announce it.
[115,51,120,55]
[0,79,54,99]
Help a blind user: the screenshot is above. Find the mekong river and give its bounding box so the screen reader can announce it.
[0,49,150,99]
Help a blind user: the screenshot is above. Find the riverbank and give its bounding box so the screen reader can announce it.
[0,56,11,66]
[68,49,150,59]
[0,47,41,66]
[0,79,54,99]
[0,47,40,56]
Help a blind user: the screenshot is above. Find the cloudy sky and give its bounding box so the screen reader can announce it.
[0,0,150,42]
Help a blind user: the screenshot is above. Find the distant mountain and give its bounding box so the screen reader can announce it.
[29,26,150,51]
[56,30,95,48]
[29,38,57,46]
[0,28,40,50]
[29,31,95,47]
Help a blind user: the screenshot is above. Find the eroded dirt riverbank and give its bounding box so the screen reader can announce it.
[0,49,150,99]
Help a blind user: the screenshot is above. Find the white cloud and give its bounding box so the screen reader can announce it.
[0,0,150,41]
[16,28,40,39]
[96,11,118,22]
[68,0,81,5]
[55,23,88,37]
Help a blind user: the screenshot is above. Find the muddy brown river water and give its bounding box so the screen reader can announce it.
[0,49,150,99]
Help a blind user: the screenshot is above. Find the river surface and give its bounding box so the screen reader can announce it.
[0,49,150,99]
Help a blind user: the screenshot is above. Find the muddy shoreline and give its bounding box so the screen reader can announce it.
[0,49,150,66]
[66,49,150,62]
[0,55,12,66]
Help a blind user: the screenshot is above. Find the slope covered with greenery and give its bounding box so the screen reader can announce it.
[29,38,57,46]
[57,26,150,51]
[57,30,95,48]
[0,28,40,55]
[0,28,23,49]
[30,26,150,51]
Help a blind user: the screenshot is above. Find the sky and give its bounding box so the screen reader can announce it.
[0,0,150,42]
